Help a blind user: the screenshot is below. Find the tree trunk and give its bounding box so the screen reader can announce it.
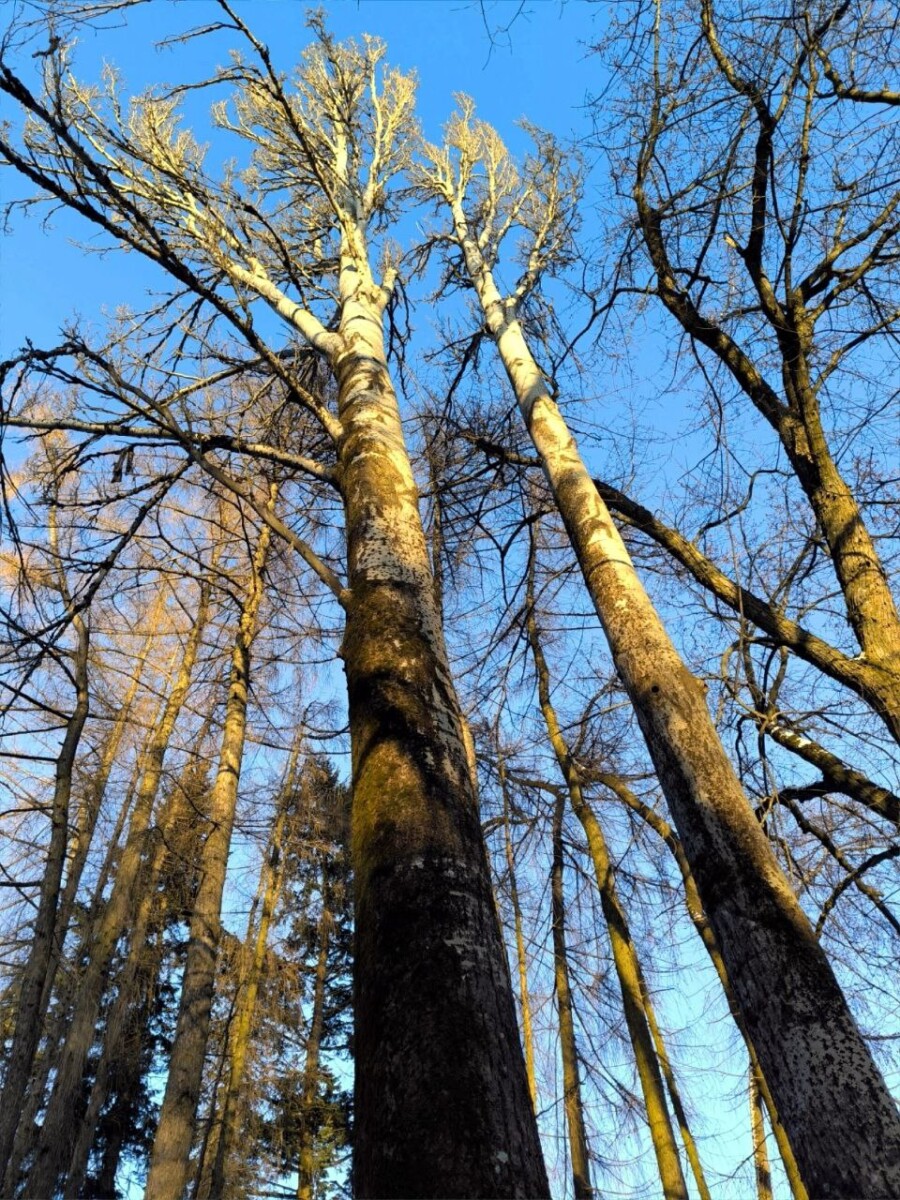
[333,260,548,1197]
[499,755,538,1110]
[0,612,90,1188]
[599,771,809,1200]
[550,791,594,1200]
[297,872,332,1200]
[145,510,273,1200]
[202,745,298,1200]
[525,579,686,1199]
[458,224,900,1193]
[751,1064,774,1200]
[25,579,211,1200]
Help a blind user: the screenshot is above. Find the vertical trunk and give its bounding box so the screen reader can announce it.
[525,583,686,1199]
[601,772,809,1200]
[202,745,299,1200]
[65,736,214,1199]
[460,221,900,1195]
[334,258,547,1197]
[499,756,538,1109]
[750,1064,774,1200]
[25,580,211,1200]
[550,792,593,1200]
[0,613,90,1188]
[145,510,273,1200]
[297,875,332,1200]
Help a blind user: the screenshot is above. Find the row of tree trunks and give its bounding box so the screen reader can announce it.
[146,501,275,1200]
[23,577,213,1199]
[525,562,689,1199]
[450,210,900,1194]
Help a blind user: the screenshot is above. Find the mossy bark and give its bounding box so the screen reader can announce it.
[335,274,548,1198]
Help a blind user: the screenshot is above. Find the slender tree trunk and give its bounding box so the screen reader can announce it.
[550,792,593,1199]
[146,510,273,1200]
[525,578,686,1199]
[750,1064,774,1200]
[202,742,299,1200]
[460,218,900,1195]
[600,771,809,1200]
[25,580,211,1200]
[0,613,90,1188]
[65,736,214,1199]
[499,755,538,1110]
[332,246,548,1197]
[297,873,332,1200]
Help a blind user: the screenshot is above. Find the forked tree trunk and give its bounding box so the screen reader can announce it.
[333,261,548,1197]
[550,792,593,1200]
[0,613,90,1188]
[461,223,900,1194]
[526,586,686,1199]
[25,580,212,1200]
[146,512,273,1200]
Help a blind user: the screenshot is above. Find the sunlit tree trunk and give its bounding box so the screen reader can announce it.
[296,866,332,1200]
[459,214,900,1194]
[146,507,273,1200]
[550,791,593,1199]
[25,578,212,1200]
[601,772,808,1200]
[751,1064,774,1200]
[498,754,538,1110]
[200,743,299,1200]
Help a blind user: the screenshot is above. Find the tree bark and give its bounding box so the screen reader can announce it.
[297,868,332,1200]
[145,508,273,1200]
[25,579,211,1200]
[333,255,548,1197]
[751,1064,774,1200]
[457,218,900,1195]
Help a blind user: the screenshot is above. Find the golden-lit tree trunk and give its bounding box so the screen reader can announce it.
[600,772,808,1200]
[330,245,548,1196]
[499,754,538,1110]
[525,583,686,1199]
[461,219,900,1194]
[751,1064,774,1200]
[146,509,273,1200]
[25,579,212,1200]
[550,791,594,1199]
[201,744,300,1200]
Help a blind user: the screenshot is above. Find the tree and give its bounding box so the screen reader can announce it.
[0,10,547,1194]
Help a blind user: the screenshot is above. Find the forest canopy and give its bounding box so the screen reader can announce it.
[0,2,898,1197]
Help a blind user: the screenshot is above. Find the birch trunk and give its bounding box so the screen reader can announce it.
[550,791,593,1200]
[145,512,273,1200]
[0,612,90,1188]
[25,579,211,1200]
[458,228,900,1194]
[332,258,548,1196]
